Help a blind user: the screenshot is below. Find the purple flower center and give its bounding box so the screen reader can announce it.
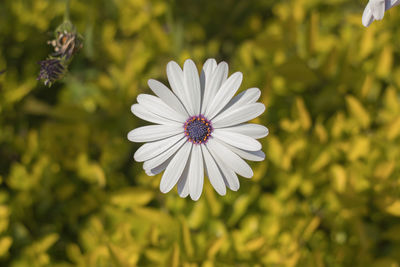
[184,115,213,144]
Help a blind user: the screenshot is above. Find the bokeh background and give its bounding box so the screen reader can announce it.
[1,0,400,266]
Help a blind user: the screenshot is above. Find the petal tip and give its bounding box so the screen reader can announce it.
[127,130,136,142]
[147,78,156,86]
[212,184,227,196]
[159,184,169,193]
[130,104,136,114]
[190,193,202,201]
[184,58,195,65]
[231,186,240,192]
[362,4,374,27]
[133,152,140,162]
[166,60,181,72]
[145,169,156,176]
[205,58,217,65]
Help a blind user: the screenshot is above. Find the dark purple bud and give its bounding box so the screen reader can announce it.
[37,59,65,87]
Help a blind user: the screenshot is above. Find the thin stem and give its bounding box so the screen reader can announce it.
[64,0,70,22]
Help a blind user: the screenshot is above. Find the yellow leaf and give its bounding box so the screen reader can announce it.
[107,244,129,267]
[180,217,194,257]
[280,118,300,132]
[385,201,400,217]
[0,205,9,219]
[0,236,12,257]
[359,26,375,59]
[76,154,106,187]
[110,187,154,208]
[310,151,330,173]
[374,161,395,179]
[292,0,304,22]
[4,79,36,104]
[376,45,393,78]
[253,161,268,182]
[26,233,59,256]
[296,97,311,130]
[267,136,283,167]
[387,117,400,140]
[243,237,265,252]
[346,95,370,128]
[7,163,31,190]
[348,137,370,161]
[383,87,399,112]
[287,138,306,157]
[144,248,169,264]
[188,200,206,229]
[169,243,180,267]
[302,217,321,241]
[330,165,347,193]
[360,75,374,98]
[66,243,83,263]
[132,207,177,234]
[314,123,328,143]
[239,42,255,69]
[204,183,222,217]
[207,237,226,259]
[228,195,251,226]
[331,112,346,138]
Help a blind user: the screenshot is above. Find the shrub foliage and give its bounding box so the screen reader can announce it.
[0,0,400,266]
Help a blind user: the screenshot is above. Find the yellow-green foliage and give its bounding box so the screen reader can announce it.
[1,0,400,266]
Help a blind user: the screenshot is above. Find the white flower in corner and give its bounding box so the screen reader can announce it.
[128,59,269,201]
[362,0,400,27]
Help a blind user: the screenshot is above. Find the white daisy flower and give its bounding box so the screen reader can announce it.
[128,59,268,201]
[362,0,400,27]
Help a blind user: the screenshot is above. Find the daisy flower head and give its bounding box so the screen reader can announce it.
[128,59,269,201]
[362,0,400,27]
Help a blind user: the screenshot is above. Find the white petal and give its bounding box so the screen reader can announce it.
[145,157,172,176]
[188,145,204,201]
[160,142,192,193]
[167,61,193,116]
[220,164,240,191]
[137,94,187,122]
[213,129,262,151]
[201,62,228,114]
[222,88,261,112]
[200,59,217,101]
[371,0,386,20]
[205,72,243,120]
[212,103,265,128]
[362,0,397,26]
[134,133,185,162]
[220,124,269,139]
[128,125,182,143]
[222,143,266,162]
[183,59,201,115]
[207,138,253,178]
[148,79,188,117]
[143,137,186,171]
[201,145,226,195]
[205,143,240,191]
[131,104,181,126]
[145,169,156,176]
[362,3,374,27]
[177,161,190,198]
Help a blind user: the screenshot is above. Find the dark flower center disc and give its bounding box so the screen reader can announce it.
[184,115,213,144]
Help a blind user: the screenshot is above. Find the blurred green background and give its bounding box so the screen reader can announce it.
[1,0,400,266]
